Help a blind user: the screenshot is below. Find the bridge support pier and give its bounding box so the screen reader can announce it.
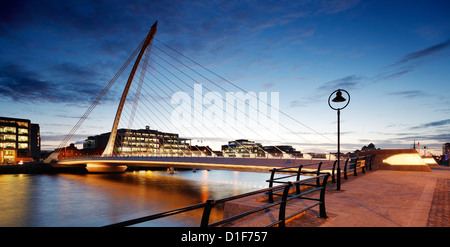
[86,163,127,173]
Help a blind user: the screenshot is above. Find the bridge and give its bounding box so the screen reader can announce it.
[56,155,334,173]
[46,21,340,173]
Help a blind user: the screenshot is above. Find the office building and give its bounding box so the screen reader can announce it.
[0,116,40,164]
[263,145,303,157]
[221,139,265,157]
[84,126,190,156]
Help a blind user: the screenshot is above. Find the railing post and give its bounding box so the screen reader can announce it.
[268,169,276,203]
[295,165,303,194]
[316,162,323,185]
[200,199,215,227]
[319,174,329,218]
[331,160,337,183]
[278,182,292,227]
[344,158,349,179]
[354,156,359,176]
[369,155,375,170]
[362,156,366,173]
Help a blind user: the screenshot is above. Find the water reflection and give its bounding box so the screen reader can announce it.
[0,170,268,226]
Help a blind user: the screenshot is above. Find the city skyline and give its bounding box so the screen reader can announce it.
[1,0,449,154]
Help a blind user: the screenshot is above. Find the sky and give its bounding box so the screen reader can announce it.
[0,0,449,155]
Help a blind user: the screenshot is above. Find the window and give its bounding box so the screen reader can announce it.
[17,122,29,128]
[0,134,15,141]
[18,143,28,149]
[18,128,28,134]
[18,136,28,142]
[1,142,16,148]
[0,127,16,133]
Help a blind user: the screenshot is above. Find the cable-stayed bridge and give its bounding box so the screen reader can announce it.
[47,21,336,173]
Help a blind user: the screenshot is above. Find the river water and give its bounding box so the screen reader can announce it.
[0,169,269,227]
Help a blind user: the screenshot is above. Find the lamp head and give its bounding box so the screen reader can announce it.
[332,90,346,103]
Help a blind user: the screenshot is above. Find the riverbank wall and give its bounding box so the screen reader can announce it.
[0,162,87,174]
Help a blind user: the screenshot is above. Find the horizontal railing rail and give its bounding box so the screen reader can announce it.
[104,173,330,227]
[266,162,325,203]
[331,155,376,189]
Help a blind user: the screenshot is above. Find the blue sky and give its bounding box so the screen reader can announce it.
[0,0,449,154]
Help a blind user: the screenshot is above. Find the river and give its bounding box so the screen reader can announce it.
[0,169,269,227]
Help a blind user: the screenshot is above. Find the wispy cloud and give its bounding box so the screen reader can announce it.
[388,90,424,98]
[318,75,364,92]
[372,39,450,84]
[393,39,450,66]
[410,119,450,130]
[318,39,450,93]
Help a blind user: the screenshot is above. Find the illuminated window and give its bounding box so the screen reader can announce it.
[17,122,29,127]
[18,136,28,142]
[18,143,28,149]
[0,127,16,133]
[0,134,15,141]
[4,150,15,156]
[18,128,28,134]
[1,142,16,148]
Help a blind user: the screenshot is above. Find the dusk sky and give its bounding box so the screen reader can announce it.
[1,0,449,155]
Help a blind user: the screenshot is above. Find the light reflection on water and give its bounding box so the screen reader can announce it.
[0,170,269,227]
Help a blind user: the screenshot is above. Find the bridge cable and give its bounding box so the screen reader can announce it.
[154,38,336,146]
[54,38,146,152]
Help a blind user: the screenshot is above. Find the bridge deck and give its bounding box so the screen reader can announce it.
[56,156,335,173]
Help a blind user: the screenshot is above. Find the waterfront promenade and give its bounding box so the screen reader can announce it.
[286,167,450,227]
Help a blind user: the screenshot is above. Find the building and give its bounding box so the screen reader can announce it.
[221,139,265,157]
[57,143,85,159]
[83,126,190,156]
[443,142,450,160]
[0,116,40,164]
[263,145,303,157]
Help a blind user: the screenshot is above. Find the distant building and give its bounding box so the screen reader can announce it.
[307,153,327,159]
[443,142,450,160]
[83,126,190,156]
[58,143,84,159]
[221,139,265,157]
[58,143,104,159]
[263,145,303,157]
[0,116,40,164]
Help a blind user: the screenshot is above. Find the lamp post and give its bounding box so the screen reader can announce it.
[328,89,350,190]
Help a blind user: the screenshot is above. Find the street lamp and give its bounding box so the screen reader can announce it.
[328,89,350,190]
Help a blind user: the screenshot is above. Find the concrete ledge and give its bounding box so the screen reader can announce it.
[359,149,431,172]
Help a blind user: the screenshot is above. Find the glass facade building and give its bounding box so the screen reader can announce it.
[221,139,265,157]
[84,126,190,156]
[0,117,40,164]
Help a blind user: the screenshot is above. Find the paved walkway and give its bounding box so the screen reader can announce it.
[286,167,450,227]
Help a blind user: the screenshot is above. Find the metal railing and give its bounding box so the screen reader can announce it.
[266,162,325,203]
[104,172,330,227]
[331,154,375,184]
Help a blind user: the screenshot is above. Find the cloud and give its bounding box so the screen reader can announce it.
[0,63,112,104]
[371,39,450,84]
[410,119,450,130]
[318,75,364,92]
[394,39,450,66]
[388,90,424,98]
[392,133,450,143]
[319,39,450,93]
[314,0,360,15]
